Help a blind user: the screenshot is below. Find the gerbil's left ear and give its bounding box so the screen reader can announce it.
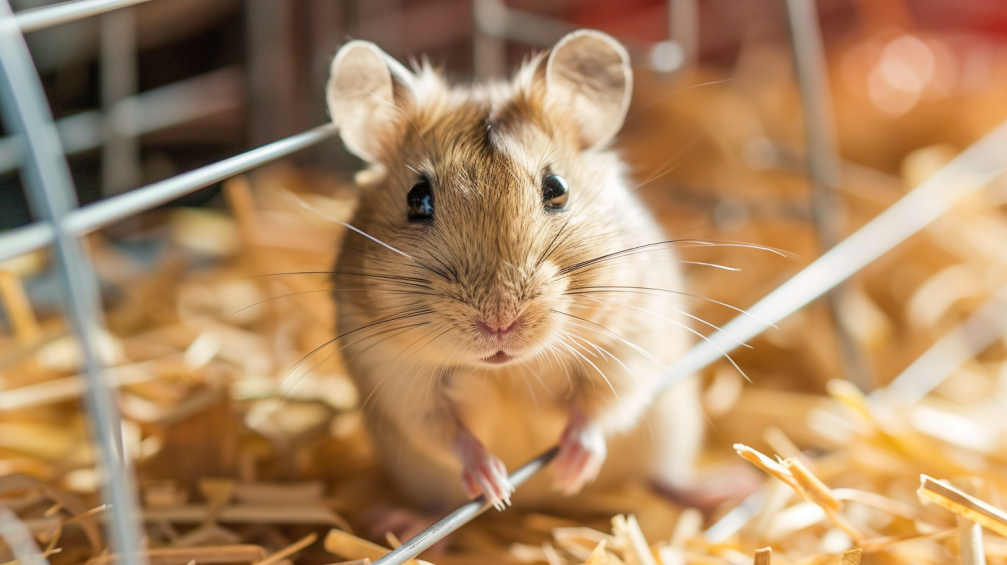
[545,29,632,150]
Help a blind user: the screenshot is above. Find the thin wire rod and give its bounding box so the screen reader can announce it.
[0,66,244,176]
[14,0,151,33]
[63,123,337,235]
[784,0,874,390]
[876,286,1007,407]
[0,123,338,261]
[0,3,145,565]
[373,119,1007,565]
[0,504,47,565]
[0,222,55,263]
[784,0,842,248]
[470,0,675,72]
[99,5,139,196]
[668,0,698,70]
[656,119,1007,393]
[375,447,558,565]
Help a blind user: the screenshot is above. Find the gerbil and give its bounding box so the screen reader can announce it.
[325,30,706,513]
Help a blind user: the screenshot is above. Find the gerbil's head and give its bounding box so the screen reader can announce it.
[328,30,644,369]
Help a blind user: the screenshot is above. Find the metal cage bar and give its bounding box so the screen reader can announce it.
[0,123,337,263]
[0,66,245,177]
[784,0,874,391]
[15,0,151,33]
[0,1,335,563]
[1,222,55,262]
[0,2,144,565]
[99,4,140,196]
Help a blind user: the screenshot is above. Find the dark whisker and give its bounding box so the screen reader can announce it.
[222,289,334,320]
[270,319,433,412]
[278,308,436,387]
[361,323,450,414]
[422,249,459,282]
[254,271,434,287]
[338,321,434,364]
[281,189,453,283]
[536,216,575,268]
[225,287,439,321]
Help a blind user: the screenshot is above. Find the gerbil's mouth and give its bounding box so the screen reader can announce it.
[481,351,514,365]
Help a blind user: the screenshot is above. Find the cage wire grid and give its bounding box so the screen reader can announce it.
[0,2,1005,565]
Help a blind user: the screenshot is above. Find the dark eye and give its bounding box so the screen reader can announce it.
[542,173,569,211]
[407,177,434,222]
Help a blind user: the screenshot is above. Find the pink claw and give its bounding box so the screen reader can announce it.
[552,411,607,495]
[454,431,514,510]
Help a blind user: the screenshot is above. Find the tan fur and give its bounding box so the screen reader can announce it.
[328,30,703,511]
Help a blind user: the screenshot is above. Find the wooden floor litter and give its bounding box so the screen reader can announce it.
[3,36,1007,565]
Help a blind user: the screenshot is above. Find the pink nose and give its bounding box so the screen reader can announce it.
[476,317,519,336]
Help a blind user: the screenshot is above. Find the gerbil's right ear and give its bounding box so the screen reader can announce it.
[326,41,414,163]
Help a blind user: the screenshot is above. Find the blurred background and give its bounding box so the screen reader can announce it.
[4,0,1007,224]
[3,1,1007,564]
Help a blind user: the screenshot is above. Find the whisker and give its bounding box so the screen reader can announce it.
[261,270,432,284]
[272,319,432,410]
[627,135,700,193]
[536,216,575,268]
[559,239,792,277]
[225,287,436,321]
[622,79,731,125]
[564,331,637,383]
[574,293,753,349]
[359,324,447,414]
[562,340,617,399]
[550,309,663,368]
[279,308,435,387]
[678,261,740,271]
[222,288,333,320]
[281,190,413,259]
[367,323,453,412]
[280,190,453,282]
[566,286,778,329]
[577,296,750,383]
[341,321,435,361]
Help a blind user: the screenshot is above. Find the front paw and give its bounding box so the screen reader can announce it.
[454,433,514,510]
[552,412,607,495]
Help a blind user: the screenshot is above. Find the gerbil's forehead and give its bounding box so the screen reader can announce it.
[407,91,559,182]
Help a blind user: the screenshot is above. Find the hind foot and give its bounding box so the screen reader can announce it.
[656,463,762,512]
[360,503,449,555]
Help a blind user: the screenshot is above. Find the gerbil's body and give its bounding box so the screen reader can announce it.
[327,30,703,512]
